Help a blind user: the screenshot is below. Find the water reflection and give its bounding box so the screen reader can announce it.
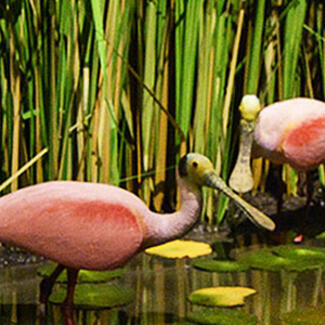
[0,238,324,324]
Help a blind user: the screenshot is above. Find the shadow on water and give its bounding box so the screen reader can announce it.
[0,232,325,325]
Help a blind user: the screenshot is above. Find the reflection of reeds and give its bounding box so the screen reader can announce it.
[279,270,297,320]
[176,259,186,319]
[261,272,271,325]
[10,291,17,324]
[1,251,325,324]
[154,259,165,324]
[312,267,323,307]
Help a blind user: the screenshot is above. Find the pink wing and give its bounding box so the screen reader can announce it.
[282,116,325,171]
[0,181,145,270]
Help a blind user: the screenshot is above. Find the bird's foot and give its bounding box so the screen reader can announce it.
[293,234,304,244]
[61,304,75,325]
[39,278,52,318]
[39,302,46,317]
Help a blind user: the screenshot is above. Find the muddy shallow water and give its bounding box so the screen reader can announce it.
[0,231,324,325]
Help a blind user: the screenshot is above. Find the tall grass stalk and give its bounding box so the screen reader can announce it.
[0,0,324,226]
[282,0,306,195]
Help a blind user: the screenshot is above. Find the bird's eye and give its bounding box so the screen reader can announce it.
[192,161,198,168]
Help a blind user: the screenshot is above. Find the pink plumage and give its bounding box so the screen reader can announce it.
[253,97,325,170]
[0,181,145,270]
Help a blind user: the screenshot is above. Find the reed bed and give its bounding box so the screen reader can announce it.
[0,0,324,225]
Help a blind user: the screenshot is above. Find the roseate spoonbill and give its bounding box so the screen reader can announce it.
[230,95,325,242]
[0,153,274,325]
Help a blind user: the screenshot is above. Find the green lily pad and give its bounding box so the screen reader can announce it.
[273,245,325,262]
[239,248,287,271]
[188,287,256,307]
[239,248,323,272]
[38,262,124,283]
[192,258,250,273]
[316,231,325,239]
[145,240,212,259]
[281,306,325,325]
[49,283,134,309]
[187,308,258,325]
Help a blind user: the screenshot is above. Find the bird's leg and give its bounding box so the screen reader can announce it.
[40,264,65,315]
[61,268,79,325]
[275,166,285,217]
[268,166,286,244]
[294,171,313,243]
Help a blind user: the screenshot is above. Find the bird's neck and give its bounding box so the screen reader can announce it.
[142,177,203,248]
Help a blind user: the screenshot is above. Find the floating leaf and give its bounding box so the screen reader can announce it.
[273,245,325,262]
[145,240,212,259]
[38,262,124,283]
[77,269,124,283]
[193,258,249,273]
[238,248,287,271]
[187,308,258,325]
[188,287,256,307]
[316,232,325,239]
[239,248,323,272]
[49,283,134,309]
[281,306,325,325]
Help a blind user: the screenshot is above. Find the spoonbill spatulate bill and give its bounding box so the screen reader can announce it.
[0,153,274,325]
[230,95,325,242]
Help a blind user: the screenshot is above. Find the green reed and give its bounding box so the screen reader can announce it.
[0,0,324,226]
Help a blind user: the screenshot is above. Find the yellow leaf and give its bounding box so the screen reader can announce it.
[189,286,256,307]
[145,240,212,259]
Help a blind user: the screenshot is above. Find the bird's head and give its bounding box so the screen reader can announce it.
[178,153,216,188]
[178,153,275,231]
[239,94,261,121]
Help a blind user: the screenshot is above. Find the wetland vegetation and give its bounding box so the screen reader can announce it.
[1,0,325,324]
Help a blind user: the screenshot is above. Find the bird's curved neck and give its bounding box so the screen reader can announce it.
[142,176,202,248]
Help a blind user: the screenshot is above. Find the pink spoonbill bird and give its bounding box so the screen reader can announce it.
[0,153,274,324]
[230,95,325,242]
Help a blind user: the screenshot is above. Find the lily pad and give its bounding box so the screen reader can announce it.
[316,231,325,239]
[49,283,134,309]
[188,287,256,307]
[187,308,258,325]
[38,262,124,283]
[239,248,287,271]
[193,258,250,273]
[145,240,212,259]
[273,245,325,262]
[238,248,323,272]
[281,306,325,325]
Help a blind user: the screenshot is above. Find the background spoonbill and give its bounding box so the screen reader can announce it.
[0,153,274,324]
[230,95,325,242]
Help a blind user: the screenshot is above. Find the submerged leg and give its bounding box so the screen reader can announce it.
[268,166,286,244]
[294,171,313,243]
[40,264,65,315]
[275,166,285,217]
[61,268,79,325]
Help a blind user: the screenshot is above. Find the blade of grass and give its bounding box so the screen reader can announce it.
[246,0,266,94]
[0,148,48,193]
